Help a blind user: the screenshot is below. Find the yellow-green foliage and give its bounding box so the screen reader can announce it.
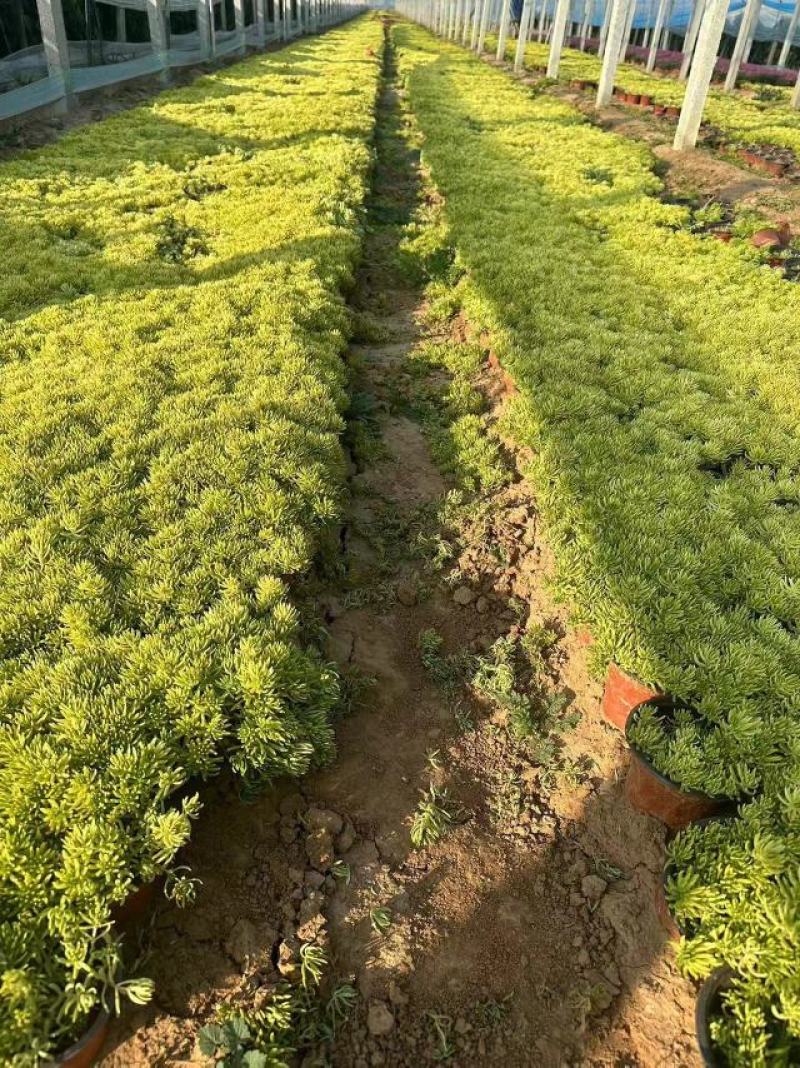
[511,39,800,156]
[397,21,800,1061]
[0,18,382,1063]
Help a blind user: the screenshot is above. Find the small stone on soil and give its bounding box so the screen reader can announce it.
[581,874,608,903]
[452,585,475,606]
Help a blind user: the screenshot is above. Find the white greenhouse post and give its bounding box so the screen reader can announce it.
[233,0,246,49]
[778,3,800,65]
[197,0,215,54]
[659,0,673,45]
[462,2,474,42]
[537,2,548,40]
[597,0,630,101]
[579,0,594,48]
[515,0,534,65]
[674,0,729,148]
[618,0,636,59]
[34,0,72,110]
[792,66,800,106]
[598,0,613,54]
[497,0,512,57]
[274,0,282,38]
[116,6,126,41]
[145,0,170,82]
[255,0,266,41]
[646,0,668,67]
[470,0,481,43]
[679,0,705,79]
[477,0,492,49]
[547,0,572,73]
[724,0,761,90]
[448,0,457,36]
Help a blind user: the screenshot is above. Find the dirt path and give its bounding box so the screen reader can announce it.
[103,22,700,1067]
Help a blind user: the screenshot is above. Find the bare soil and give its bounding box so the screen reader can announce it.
[101,24,699,1067]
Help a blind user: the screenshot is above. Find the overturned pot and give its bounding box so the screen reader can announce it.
[48,1010,110,1068]
[695,967,734,1068]
[624,697,736,830]
[601,662,659,731]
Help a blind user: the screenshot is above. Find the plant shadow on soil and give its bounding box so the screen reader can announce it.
[102,19,699,1068]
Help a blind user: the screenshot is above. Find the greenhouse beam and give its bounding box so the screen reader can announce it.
[678,0,705,80]
[597,0,631,103]
[547,0,572,73]
[674,0,729,148]
[724,0,762,90]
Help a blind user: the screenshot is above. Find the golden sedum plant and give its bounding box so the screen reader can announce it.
[0,16,382,1063]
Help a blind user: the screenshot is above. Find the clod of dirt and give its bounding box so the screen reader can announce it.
[367,1000,396,1036]
[453,585,476,605]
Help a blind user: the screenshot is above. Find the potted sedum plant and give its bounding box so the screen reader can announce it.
[666,796,800,1066]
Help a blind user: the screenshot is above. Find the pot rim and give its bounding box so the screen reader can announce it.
[695,967,735,1068]
[625,698,734,803]
[48,1008,110,1066]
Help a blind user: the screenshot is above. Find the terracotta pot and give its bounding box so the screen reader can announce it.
[695,968,734,1068]
[110,878,163,930]
[601,662,658,731]
[751,227,784,249]
[740,148,759,167]
[711,231,732,243]
[49,1011,110,1068]
[768,257,785,269]
[653,104,666,115]
[764,158,787,177]
[626,92,641,105]
[665,105,680,119]
[639,94,652,107]
[625,699,735,831]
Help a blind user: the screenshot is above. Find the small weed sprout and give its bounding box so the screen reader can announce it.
[410,785,455,848]
[299,942,327,989]
[331,860,352,884]
[427,1012,455,1061]
[370,906,393,934]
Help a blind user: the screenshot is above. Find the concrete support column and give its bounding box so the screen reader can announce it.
[598,0,613,55]
[659,0,672,46]
[596,0,630,102]
[724,0,761,90]
[674,0,729,148]
[547,0,572,73]
[497,0,512,56]
[514,0,533,65]
[462,1,474,43]
[470,0,481,43]
[646,0,668,68]
[34,0,72,109]
[477,0,491,50]
[678,0,705,79]
[579,0,594,49]
[792,66,800,107]
[233,0,246,49]
[145,0,170,82]
[778,3,800,66]
[618,0,636,60]
[197,0,215,54]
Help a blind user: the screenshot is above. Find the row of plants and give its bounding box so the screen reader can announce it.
[0,17,383,1065]
[502,37,800,159]
[395,20,800,1064]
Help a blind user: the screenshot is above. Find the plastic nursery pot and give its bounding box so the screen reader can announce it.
[601,662,659,731]
[48,1010,110,1068]
[655,865,682,943]
[624,698,735,831]
[695,967,735,1068]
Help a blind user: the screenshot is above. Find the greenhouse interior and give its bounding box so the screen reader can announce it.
[1,0,800,1064]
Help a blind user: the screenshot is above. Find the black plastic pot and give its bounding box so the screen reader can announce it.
[48,1010,110,1068]
[695,967,734,1067]
[625,698,739,830]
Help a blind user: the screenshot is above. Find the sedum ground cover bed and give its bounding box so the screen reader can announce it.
[506,38,800,156]
[396,21,800,1064]
[0,16,382,1064]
